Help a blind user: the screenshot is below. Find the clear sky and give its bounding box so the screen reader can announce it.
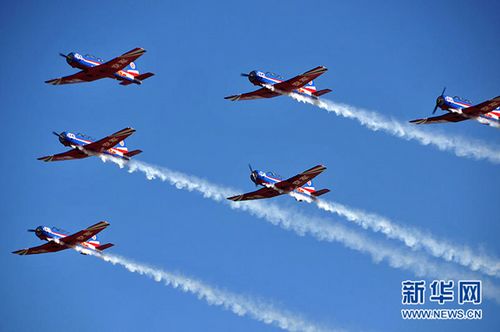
[1,1,499,331]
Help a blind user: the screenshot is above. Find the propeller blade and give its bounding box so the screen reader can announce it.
[240,73,250,77]
[52,131,60,137]
[248,164,253,172]
[59,52,68,58]
[27,229,36,232]
[432,87,447,114]
[432,104,439,114]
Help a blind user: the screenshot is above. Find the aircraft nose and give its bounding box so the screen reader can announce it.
[250,171,258,184]
[56,131,66,144]
[248,71,258,83]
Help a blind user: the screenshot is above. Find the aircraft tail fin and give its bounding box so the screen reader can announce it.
[303,180,315,191]
[115,139,128,152]
[311,189,330,197]
[306,80,317,92]
[313,89,332,97]
[96,243,114,251]
[124,149,142,158]
[125,62,140,76]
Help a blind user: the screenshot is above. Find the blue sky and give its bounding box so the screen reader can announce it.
[1,1,499,331]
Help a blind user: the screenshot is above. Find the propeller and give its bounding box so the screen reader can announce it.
[59,52,69,59]
[432,87,447,114]
[53,131,65,139]
[27,229,36,232]
[248,164,258,186]
[240,73,250,77]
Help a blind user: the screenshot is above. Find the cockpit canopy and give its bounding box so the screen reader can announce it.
[265,72,284,80]
[453,96,472,104]
[51,227,68,234]
[76,133,95,141]
[84,54,104,63]
[266,171,283,179]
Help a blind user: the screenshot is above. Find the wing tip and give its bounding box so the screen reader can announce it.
[409,118,426,124]
[305,66,328,76]
[114,127,136,137]
[224,95,240,101]
[86,221,110,231]
[12,249,27,255]
[313,164,327,172]
[37,156,53,162]
[45,79,59,85]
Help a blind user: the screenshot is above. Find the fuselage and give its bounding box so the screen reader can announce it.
[250,169,315,200]
[247,70,316,97]
[438,95,500,125]
[64,52,139,84]
[32,226,100,255]
[58,131,129,159]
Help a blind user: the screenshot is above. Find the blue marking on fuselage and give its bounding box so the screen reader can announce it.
[442,96,500,113]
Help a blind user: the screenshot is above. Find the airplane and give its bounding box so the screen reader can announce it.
[45,47,154,86]
[409,88,500,126]
[224,66,332,101]
[12,221,114,256]
[227,164,330,202]
[37,127,142,162]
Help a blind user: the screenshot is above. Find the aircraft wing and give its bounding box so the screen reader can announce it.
[82,127,136,153]
[12,241,66,255]
[59,221,110,246]
[274,165,327,192]
[45,70,101,85]
[273,66,328,92]
[462,96,500,116]
[37,148,87,162]
[227,186,282,201]
[224,88,280,101]
[87,48,147,76]
[409,112,468,124]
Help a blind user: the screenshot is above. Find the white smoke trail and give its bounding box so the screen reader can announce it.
[312,199,500,278]
[91,252,333,332]
[99,155,500,302]
[269,85,500,163]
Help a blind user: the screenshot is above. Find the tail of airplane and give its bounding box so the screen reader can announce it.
[96,243,114,251]
[125,62,140,76]
[303,180,316,191]
[306,80,317,92]
[124,149,142,158]
[311,188,330,197]
[313,89,332,98]
[119,72,155,85]
[115,139,129,153]
[136,72,154,81]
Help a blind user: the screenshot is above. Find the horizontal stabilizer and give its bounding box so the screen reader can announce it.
[125,149,142,158]
[311,189,330,197]
[313,89,332,97]
[96,243,114,251]
[136,72,154,81]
